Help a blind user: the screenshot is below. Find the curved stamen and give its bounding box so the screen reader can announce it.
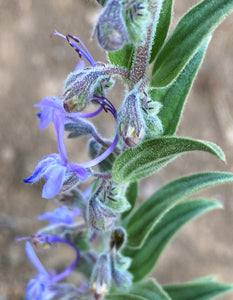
[23,234,80,283]
[68,106,103,119]
[91,95,118,119]
[49,236,80,283]
[67,34,97,67]
[52,30,96,67]
[80,134,119,168]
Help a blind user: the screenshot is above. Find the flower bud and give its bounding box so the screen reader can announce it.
[117,90,145,147]
[96,0,128,51]
[110,227,126,251]
[63,66,113,112]
[111,256,133,290]
[115,253,132,270]
[90,253,111,300]
[141,93,163,137]
[101,181,130,213]
[87,196,116,231]
[124,0,151,45]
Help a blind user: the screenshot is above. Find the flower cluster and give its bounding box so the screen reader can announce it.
[20,1,233,299]
[21,3,163,299]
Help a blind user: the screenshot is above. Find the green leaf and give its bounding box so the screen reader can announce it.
[130,278,171,300]
[149,0,173,63]
[164,281,233,300]
[150,36,211,135]
[113,136,225,183]
[151,0,233,87]
[125,172,233,248]
[105,294,146,300]
[190,276,217,284]
[124,199,222,281]
[122,182,138,220]
[108,44,135,70]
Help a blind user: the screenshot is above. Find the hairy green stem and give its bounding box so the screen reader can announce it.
[130,0,162,87]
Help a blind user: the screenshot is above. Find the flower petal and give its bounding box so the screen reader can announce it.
[35,96,64,112]
[37,105,53,130]
[38,206,80,225]
[53,110,67,164]
[74,60,85,72]
[42,165,67,199]
[24,154,60,184]
[68,163,89,181]
[25,241,49,276]
[35,97,65,130]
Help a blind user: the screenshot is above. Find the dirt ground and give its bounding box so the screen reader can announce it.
[0,0,233,299]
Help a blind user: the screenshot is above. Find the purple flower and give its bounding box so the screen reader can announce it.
[38,206,81,225]
[25,234,80,299]
[26,241,51,300]
[25,96,90,199]
[35,96,67,163]
[24,153,88,199]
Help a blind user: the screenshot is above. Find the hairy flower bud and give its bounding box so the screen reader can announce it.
[63,66,113,112]
[124,0,151,45]
[110,227,126,251]
[101,181,131,213]
[141,92,163,137]
[96,0,128,51]
[90,253,111,300]
[111,255,133,290]
[87,196,116,231]
[95,0,152,51]
[117,90,145,147]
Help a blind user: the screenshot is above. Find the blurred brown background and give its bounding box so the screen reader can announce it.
[0,0,233,299]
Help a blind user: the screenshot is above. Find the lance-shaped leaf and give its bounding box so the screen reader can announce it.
[164,280,233,300]
[105,294,146,300]
[113,136,225,183]
[124,199,222,281]
[150,36,211,135]
[121,182,138,220]
[125,172,233,248]
[149,0,173,63]
[190,276,217,284]
[108,44,135,70]
[151,0,233,87]
[130,278,171,300]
